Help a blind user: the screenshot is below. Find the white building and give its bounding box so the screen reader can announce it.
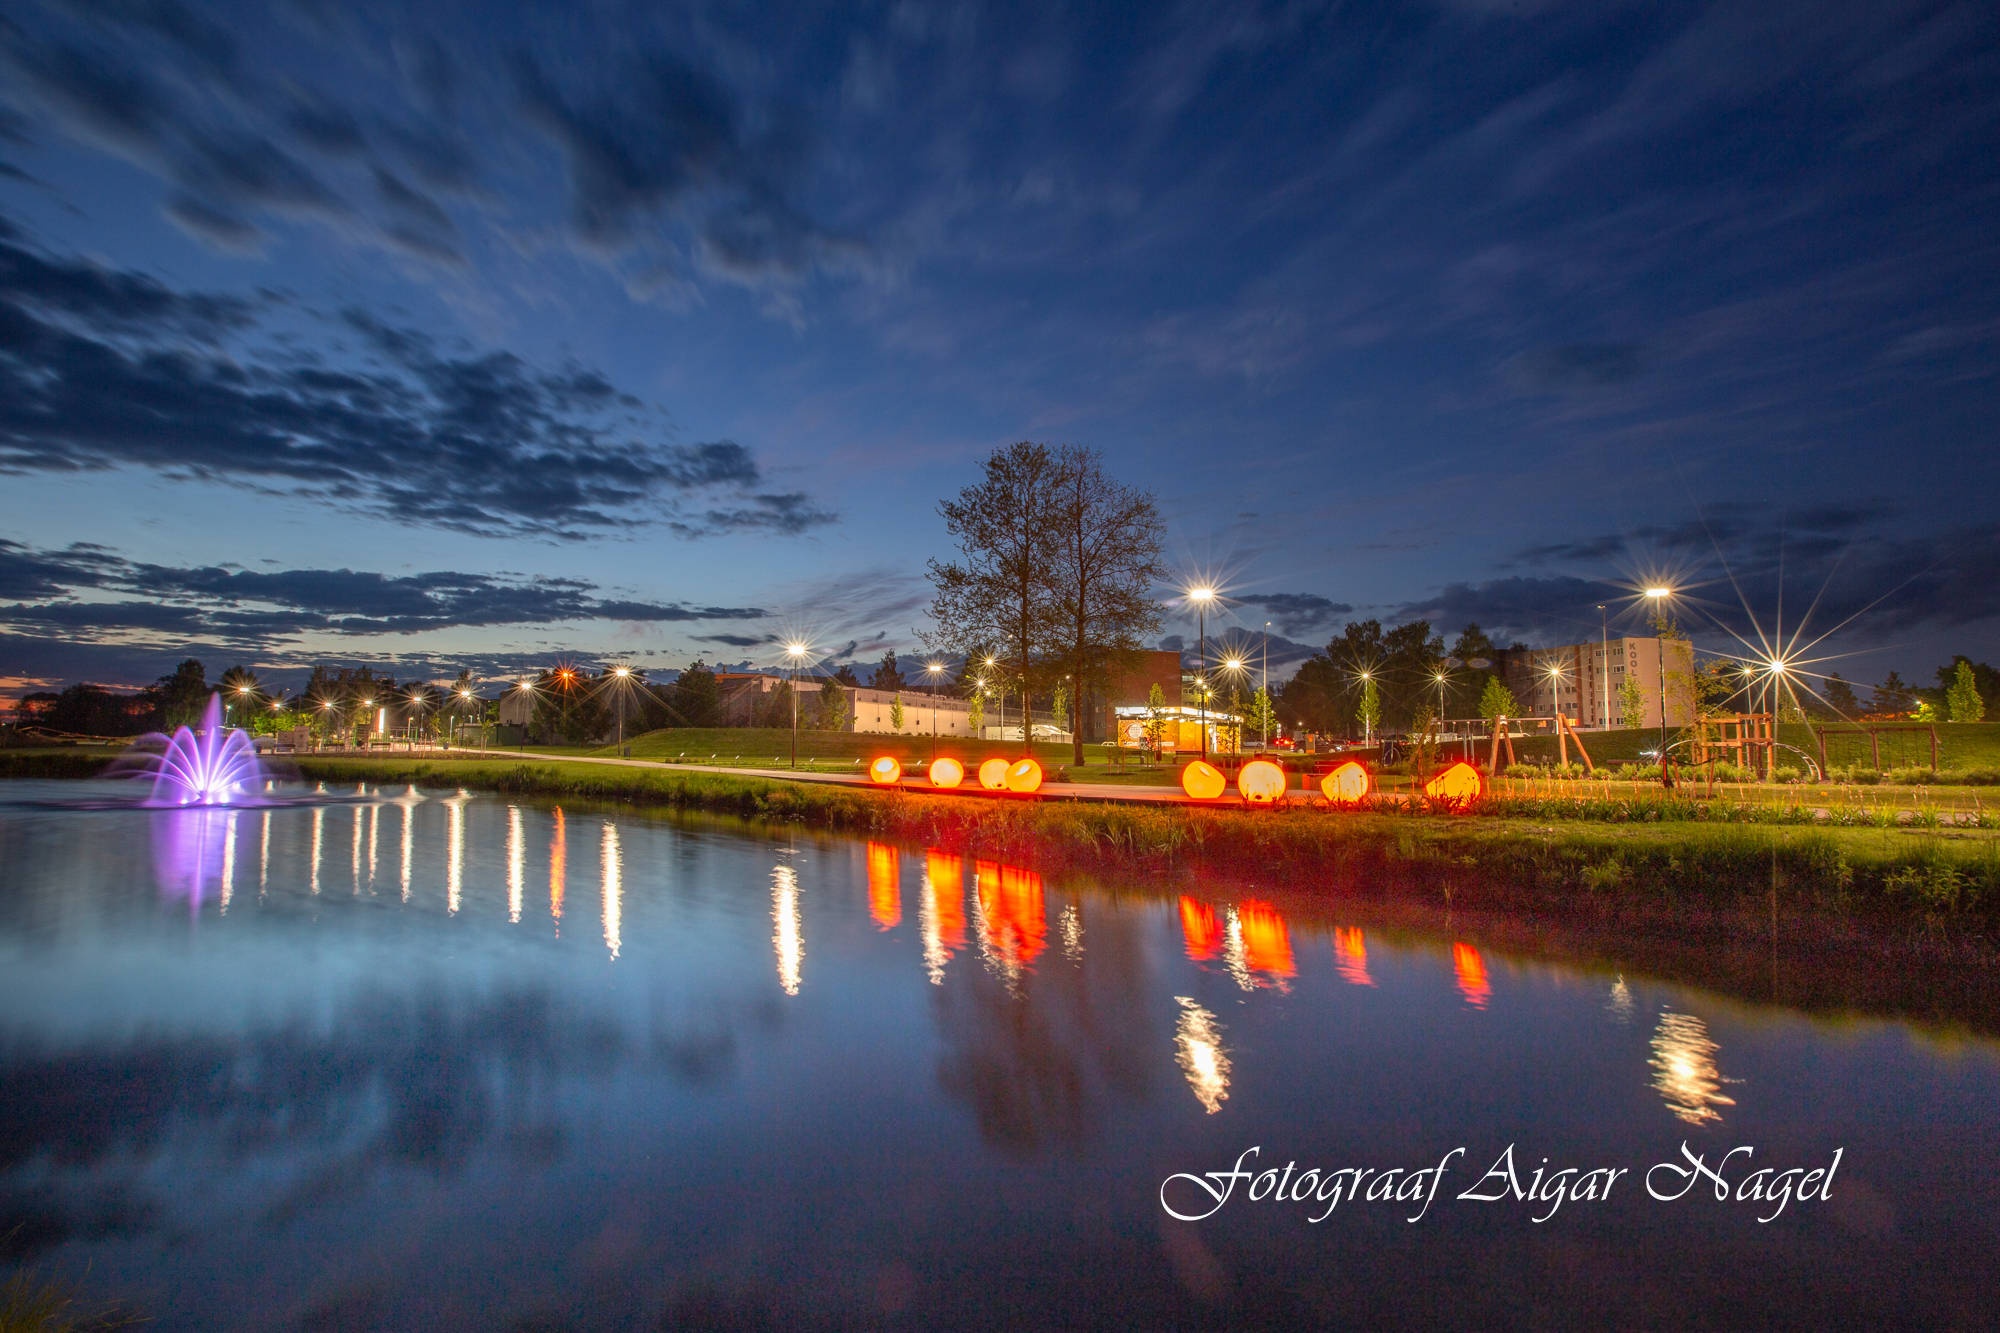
[1517,636,1693,730]
[842,685,974,737]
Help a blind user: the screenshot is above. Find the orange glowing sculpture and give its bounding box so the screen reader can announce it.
[1179,896,1220,961]
[1005,758,1043,793]
[866,842,901,929]
[978,757,1010,790]
[929,757,965,788]
[976,858,1047,970]
[1452,942,1491,1009]
[1238,899,1296,981]
[1236,759,1286,804]
[1322,760,1370,803]
[925,849,966,952]
[1180,759,1226,799]
[869,756,902,784]
[1332,926,1374,986]
[1423,761,1485,803]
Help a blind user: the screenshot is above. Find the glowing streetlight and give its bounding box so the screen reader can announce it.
[1645,587,1675,787]
[786,643,808,769]
[1188,587,1216,761]
[925,662,944,761]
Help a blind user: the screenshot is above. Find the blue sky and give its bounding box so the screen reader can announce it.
[1,0,1995,698]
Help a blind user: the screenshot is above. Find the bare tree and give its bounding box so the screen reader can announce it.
[1043,445,1165,764]
[924,442,1063,745]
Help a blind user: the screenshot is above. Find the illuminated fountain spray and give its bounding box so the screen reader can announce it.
[132,693,266,806]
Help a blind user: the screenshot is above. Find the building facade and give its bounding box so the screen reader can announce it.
[1515,635,1693,730]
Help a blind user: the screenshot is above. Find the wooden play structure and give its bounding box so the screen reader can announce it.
[1692,711,1776,777]
[1813,724,1939,774]
[1484,714,1594,774]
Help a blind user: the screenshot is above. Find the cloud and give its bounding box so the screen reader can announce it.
[0,541,770,652]
[0,226,836,538]
[1508,342,1644,390]
[690,633,771,648]
[1237,592,1355,637]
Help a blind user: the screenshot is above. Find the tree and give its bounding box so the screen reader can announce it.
[817,678,850,731]
[870,651,905,691]
[1870,671,1915,716]
[833,664,861,687]
[1449,623,1499,717]
[531,668,610,744]
[1143,682,1168,758]
[217,665,269,724]
[1618,679,1646,730]
[1380,620,1445,727]
[147,659,211,731]
[1039,444,1166,764]
[672,660,723,727]
[925,442,1064,747]
[967,689,984,735]
[1478,676,1517,721]
[1243,686,1276,743]
[1050,684,1067,736]
[1823,674,1860,718]
[890,693,905,732]
[1356,675,1380,740]
[1947,659,1987,723]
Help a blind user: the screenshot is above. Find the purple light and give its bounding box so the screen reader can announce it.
[127,694,267,807]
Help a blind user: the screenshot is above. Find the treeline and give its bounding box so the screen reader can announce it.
[1822,658,1995,723]
[1277,621,1525,736]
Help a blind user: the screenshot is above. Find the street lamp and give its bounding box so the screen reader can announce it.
[611,665,632,749]
[1596,604,1609,731]
[1188,588,1216,761]
[1358,669,1374,746]
[1646,587,1673,787]
[984,656,1001,739]
[786,643,807,769]
[926,662,944,762]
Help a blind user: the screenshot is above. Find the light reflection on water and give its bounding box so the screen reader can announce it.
[0,781,1994,1330]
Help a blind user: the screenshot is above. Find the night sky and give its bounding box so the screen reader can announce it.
[1,0,1995,700]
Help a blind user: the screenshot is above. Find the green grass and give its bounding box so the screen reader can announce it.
[1507,721,2000,772]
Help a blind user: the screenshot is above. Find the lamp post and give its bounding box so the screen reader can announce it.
[1596,604,1609,731]
[985,656,1001,741]
[1189,588,1215,761]
[926,662,944,762]
[1646,587,1673,787]
[786,643,806,769]
[1359,669,1373,746]
[1223,657,1244,755]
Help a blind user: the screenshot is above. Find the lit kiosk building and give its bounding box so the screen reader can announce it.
[1517,636,1693,730]
[1098,649,1245,754]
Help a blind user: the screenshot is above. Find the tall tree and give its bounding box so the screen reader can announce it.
[870,651,905,690]
[925,442,1063,747]
[1822,673,1860,718]
[1040,444,1166,763]
[673,660,723,727]
[1946,660,1987,723]
[1870,671,1915,716]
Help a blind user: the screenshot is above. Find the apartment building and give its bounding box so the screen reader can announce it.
[1515,635,1693,730]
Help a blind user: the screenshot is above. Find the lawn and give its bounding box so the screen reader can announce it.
[1506,721,2000,771]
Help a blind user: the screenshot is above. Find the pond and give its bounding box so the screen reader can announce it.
[0,780,1994,1330]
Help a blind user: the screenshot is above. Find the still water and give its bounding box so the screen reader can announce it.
[0,780,1994,1330]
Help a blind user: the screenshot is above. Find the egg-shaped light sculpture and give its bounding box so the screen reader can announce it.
[978,757,1010,790]
[1180,759,1226,800]
[1423,761,1485,803]
[930,757,965,789]
[1237,759,1286,804]
[1322,760,1370,803]
[869,756,902,785]
[1005,758,1043,793]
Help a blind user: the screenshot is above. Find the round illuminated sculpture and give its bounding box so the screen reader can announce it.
[978,757,1010,790]
[1005,758,1043,793]
[1180,759,1226,800]
[1423,760,1486,804]
[1321,760,1370,803]
[869,756,902,785]
[929,757,965,788]
[1237,759,1286,804]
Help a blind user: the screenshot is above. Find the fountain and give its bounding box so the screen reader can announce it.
[122,693,267,806]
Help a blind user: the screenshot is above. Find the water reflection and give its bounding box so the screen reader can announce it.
[601,822,622,960]
[1453,942,1491,1009]
[507,806,524,924]
[310,804,323,894]
[1179,897,1219,962]
[153,807,232,912]
[921,850,965,984]
[447,793,467,914]
[258,810,269,893]
[1607,975,1634,1023]
[350,802,362,892]
[772,864,802,995]
[1332,926,1374,987]
[1650,1010,1736,1125]
[220,811,236,912]
[550,807,566,928]
[975,860,1047,983]
[1237,901,1294,988]
[1060,903,1083,962]
[399,798,413,901]
[1173,997,1231,1114]
[866,842,901,930]
[367,802,379,885]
